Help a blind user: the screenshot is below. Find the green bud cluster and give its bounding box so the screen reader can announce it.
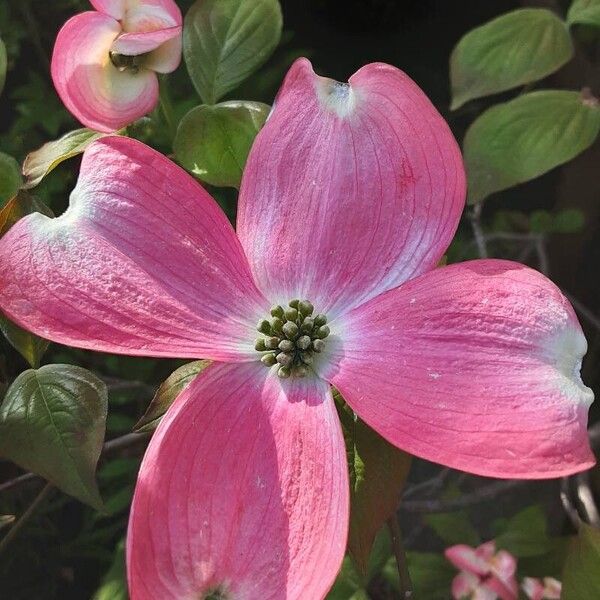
[255,299,330,378]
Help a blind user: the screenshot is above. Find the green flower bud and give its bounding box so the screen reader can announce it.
[278,339,295,352]
[316,325,330,339]
[314,314,327,327]
[264,336,280,350]
[284,307,298,322]
[257,319,271,334]
[297,335,311,350]
[270,305,284,318]
[312,339,326,353]
[288,299,300,308]
[270,317,284,333]
[277,366,291,379]
[282,321,299,339]
[261,353,277,366]
[277,353,293,366]
[254,338,267,351]
[300,317,314,333]
[298,300,314,316]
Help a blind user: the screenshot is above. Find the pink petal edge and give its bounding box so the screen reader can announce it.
[237,57,465,317]
[324,259,594,479]
[111,26,181,57]
[0,137,268,361]
[127,362,349,600]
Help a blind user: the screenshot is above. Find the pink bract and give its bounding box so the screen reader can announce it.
[51,0,182,132]
[446,542,518,600]
[0,58,594,598]
[522,577,562,600]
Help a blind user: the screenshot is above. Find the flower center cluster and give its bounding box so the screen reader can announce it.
[255,299,329,379]
[109,51,144,74]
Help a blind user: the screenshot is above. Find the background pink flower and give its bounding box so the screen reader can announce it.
[51,0,182,132]
[0,58,594,597]
[522,576,562,600]
[446,541,518,600]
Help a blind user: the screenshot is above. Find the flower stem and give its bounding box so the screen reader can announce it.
[158,76,176,141]
[387,513,413,599]
[0,482,53,556]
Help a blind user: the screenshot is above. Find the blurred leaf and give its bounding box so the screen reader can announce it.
[326,557,366,600]
[174,101,270,188]
[562,523,600,599]
[98,457,139,482]
[494,506,554,557]
[0,189,53,236]
[0,314,49,368]
[0,514,15,530]
[92,539,128,600]
[553,208,585,232]
[22,128,108,189]
[0,151,22,207]
[101,484,134,516]
[106,413,136,434]
[464,90,600,203]
[0,36,6,95]
[568,0,600,27]
[134,360,210,432]
[529,210,554,234]
[0,364,107,509]
[384,552,455,600]
[450,9,573,109]
[335,391,412,576]
[184,0,282,104]
[425,512,480,547]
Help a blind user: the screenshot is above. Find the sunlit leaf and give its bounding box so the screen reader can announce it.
[568,0,600,27]
[184,0,282,104]
[464,90,600,203]
[22,128,109,189]
[450,9,573,109]
[335,390,412,576]
[0,364,108,509]
[174,101,270,188]
[134,360,210,432]
[562,523,600,599]
[0,151,22,207]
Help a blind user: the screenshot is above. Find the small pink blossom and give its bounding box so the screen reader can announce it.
[445,541,519,600]
[0,59,594,597]
[522,576,562,600]
[51,0,182,132]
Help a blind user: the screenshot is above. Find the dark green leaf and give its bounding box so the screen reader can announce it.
[134,360,210,432]
[494,506,554,557]
[0,151,22,207]
[0,190,53,236]
[0,37,6,96]
[183,0,282,104]
[568,0,600,27]
[464,90,600,203]
[326,557,366,600]
[92,539,128,600]
[553,208,585,233]
[562,523,600,599]
[174,101,270,188]
[0,364,108,509]
[22,128,108,189]
[425,511,480,547]
[335,391,412,576]
[450,9,573,109]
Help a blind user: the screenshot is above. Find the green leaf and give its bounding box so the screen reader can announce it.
[183,0,282,104]
[0,192,54,365]
[326,557,366,600]
[0,364,108,509]
[464,90,600,203]
[568,0,600,27]
[450,9,573,109]
[134,360,210,432]
[562,523,600,599]
[22,128,108,189]
[335,391,412,576]
[174,101,270,188]
[493,506,555,557]
[553,208,585,233]
[0,37,6,96]
[425,511,480,547]
[0,152,22,207]
[92,539,128,600]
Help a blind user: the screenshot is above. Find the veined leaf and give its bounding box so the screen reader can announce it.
[464,90,600,203]
[184,0,282,104]
[450,9,573,109]
[0,152,22,207]
[568,0,600,27]
[0,365,108,509]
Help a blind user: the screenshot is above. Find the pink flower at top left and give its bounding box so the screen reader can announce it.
[51,0,182,132]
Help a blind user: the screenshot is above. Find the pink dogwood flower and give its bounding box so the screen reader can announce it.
[0,59,594,598]
[446,542,518,600]
[522,576,562,600]
[51,0,182,132]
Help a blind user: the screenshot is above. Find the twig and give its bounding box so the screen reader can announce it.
[560,478,581,530]
[575,472,600,526]
[388,514,413,599]
[0,432,150,495]
[403,468,451,499]
[469,203,488,258]
[0,483,53,555]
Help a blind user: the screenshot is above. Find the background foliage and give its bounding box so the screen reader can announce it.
[1,0,600,598]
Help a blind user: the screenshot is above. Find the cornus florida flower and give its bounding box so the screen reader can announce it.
[51,0,182,132]
[522,576,562,600]
[446,542,518,600]
[0,59,594,598]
